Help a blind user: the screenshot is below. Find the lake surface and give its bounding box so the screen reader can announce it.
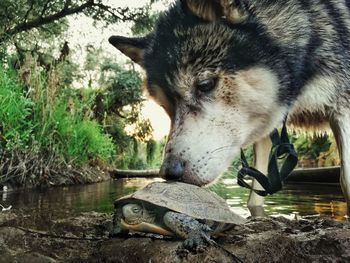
[1,178,348,227]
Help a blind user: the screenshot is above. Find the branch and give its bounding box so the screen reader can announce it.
[0,0,146,44]
[90,2,125,21]
[40,0,51,17]
[64,0,73,11]
[23,0,35,23]
[1,0,95,42]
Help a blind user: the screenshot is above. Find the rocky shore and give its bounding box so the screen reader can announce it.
[1,210,349,263]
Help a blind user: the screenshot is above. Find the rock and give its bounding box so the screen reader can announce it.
[92,238,239,263]
[0,243,14,263]
[90,216,350,263]
[0,211,17,226]
[14,252,56,263]
[1,212,349,263]
[0,226,26,246]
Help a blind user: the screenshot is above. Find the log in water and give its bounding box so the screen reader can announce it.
[109,169,160,178]
[286,166,340,184]
[110,167,341,184]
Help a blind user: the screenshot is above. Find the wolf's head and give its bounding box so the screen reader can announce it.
[110,0,291,186]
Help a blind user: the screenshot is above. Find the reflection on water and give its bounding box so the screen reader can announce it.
[1,178,348,225]
[210,179,348,221]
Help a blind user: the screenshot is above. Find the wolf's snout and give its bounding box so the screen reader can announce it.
[159,155,186,180]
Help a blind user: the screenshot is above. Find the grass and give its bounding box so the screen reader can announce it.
[0,64,116,185]
[0,67,33,149]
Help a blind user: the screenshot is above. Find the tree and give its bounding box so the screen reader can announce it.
[0,0,160,177]
[0,0,151,44]
[84,45,103,88]
[97,57,153,140]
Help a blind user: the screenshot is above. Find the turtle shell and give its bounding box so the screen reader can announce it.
[115,181,246,225]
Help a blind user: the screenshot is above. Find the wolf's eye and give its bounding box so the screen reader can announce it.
[195,78,217,93]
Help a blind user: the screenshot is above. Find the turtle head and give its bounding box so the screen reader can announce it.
[122,203,144,224]
[122,202,157,225]
[111,203,144,237]
[118,202,174,236]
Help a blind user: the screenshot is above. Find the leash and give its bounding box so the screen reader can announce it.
[237,118,298,196]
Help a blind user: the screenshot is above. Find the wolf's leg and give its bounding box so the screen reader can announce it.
[247,135,271,217]
[330,113,350,216]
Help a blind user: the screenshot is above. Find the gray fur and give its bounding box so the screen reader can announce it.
[110,0,350,215]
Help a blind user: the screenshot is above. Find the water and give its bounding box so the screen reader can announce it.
[1,178,348,225]
[210,179,347,220]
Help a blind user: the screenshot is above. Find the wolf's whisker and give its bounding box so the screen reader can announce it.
[210,144,235,154]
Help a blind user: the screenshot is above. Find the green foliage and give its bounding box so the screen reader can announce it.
[83,45,103,87]
[130,1,174,35]
[100,60,143,108]
[291,133,330,160]
[42,98,115,164]
[291,132,338,167]
[131,9,158,35]
[0,0,67,43]
[0,63,115,165]
[223,131,339,179]
[55,61,81,87]
[0,0,151,44]
[114,137,142,169]
[0,66,33,148]
[104,115,153,169]
[226,132,338,176]
[0,45,7,64]
[98,57,153,143]
[219,145,253,179]
[146,139,157,165]
[146,138,165,168]
[0,0,165,185]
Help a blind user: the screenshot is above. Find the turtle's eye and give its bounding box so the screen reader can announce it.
[132,206,141,213]
[195,77,217,93]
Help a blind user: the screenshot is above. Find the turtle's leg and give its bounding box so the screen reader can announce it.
[163,211,213,251]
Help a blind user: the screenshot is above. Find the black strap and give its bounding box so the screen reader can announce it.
[237,118,298,196]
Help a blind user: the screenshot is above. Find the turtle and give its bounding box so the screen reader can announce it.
[111,181,246,250]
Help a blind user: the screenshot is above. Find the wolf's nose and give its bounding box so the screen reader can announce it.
[160,155,186,180]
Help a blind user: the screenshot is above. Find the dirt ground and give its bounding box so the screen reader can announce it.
[0,211,349,263]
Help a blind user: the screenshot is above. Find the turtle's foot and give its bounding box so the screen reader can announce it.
[176,229,213,257]
[182,229,213,252]
[163,211,215,253]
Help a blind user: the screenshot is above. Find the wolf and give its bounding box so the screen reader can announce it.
[109,0,350,215]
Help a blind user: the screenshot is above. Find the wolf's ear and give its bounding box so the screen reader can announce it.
[109,36,148,67]
[182,0,248,24]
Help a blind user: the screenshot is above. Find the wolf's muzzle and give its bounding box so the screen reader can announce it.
[159,155,186,180]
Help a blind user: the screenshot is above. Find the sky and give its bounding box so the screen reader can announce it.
[66,0,172,140]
